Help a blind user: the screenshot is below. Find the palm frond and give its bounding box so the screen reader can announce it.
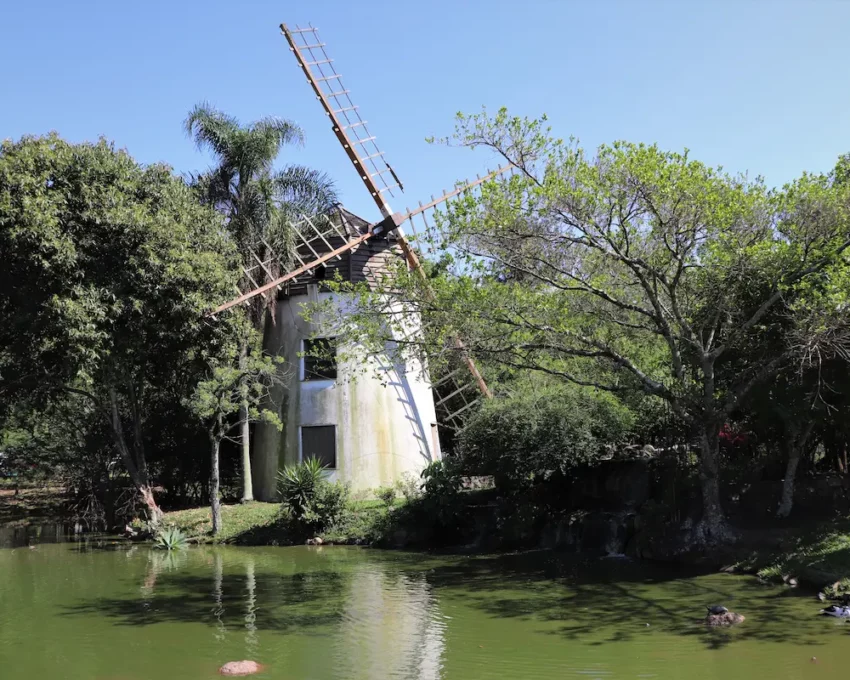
[273,165,339,216]
[184,102,241,160]
[251,116,305,157]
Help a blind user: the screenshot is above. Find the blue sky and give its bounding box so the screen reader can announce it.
[3,1,849,220]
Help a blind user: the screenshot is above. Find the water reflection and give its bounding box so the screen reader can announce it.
[123,546,446,679]
[23,545,850,680]
[337,558,445,679]
[243,555,258,656]
[0,522,72,549]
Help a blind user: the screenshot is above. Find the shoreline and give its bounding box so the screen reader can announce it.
[5,488,850,599]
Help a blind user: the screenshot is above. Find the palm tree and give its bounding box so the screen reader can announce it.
[185,102,338,502]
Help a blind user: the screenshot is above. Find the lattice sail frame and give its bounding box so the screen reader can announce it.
[282,23,400,217]
[210,22,514,429]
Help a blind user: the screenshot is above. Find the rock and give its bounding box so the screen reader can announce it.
[818,592,827,602]
[705,611,745,627]
[641,444,656,458]
[788,577,798,587]
[305,537,323,546]
[219,660,264,676]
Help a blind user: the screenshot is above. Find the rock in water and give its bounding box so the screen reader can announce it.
[219,660,264,676]
[705,611,745,627]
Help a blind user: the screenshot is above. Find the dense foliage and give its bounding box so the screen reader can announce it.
[458,380,632,491]
[0,133,243,524]
[278,458,350,536]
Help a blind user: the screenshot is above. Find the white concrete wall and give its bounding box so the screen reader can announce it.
[253,287,440,500]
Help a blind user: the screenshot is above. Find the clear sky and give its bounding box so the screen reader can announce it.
[2,0,849,221]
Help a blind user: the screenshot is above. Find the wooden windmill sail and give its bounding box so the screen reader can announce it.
[211,22,510,430]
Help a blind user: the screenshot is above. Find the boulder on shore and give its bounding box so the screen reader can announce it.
[219,660,264,676]
[705,611,745,626]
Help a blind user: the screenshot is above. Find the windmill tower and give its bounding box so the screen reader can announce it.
[211,23,509,499]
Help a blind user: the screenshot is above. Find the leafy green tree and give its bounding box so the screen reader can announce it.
[187,322,282,534]
[0,133,237,523]
[185,103,337,502]
[334,111,850,540]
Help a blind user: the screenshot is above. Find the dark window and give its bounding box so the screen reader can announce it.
[303,338,337,381]
[301,425,337,469]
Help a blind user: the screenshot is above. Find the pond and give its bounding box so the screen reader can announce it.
[0,537,847,679]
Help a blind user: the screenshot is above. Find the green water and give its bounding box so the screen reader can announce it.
[1,538,848,679]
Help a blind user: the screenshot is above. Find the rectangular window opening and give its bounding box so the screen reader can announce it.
[301,425,337,469]
[303,338,337,381]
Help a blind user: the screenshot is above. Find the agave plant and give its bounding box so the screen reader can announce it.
[278,457,327,520]
[153,527,189,551]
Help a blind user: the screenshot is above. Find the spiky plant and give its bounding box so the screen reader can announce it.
[153,527,189,551]
[278,457,328,520]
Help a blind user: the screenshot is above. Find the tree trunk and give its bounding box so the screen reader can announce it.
[240,404,253,502]
[698,425,730,541]
[776,454,801,519]
[210,435,222,536]
[107,388,162,526]
[239,340,254,502]
[777,421,813,519]
[139,486,163,525]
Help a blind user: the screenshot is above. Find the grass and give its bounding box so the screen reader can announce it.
[162,502,283,543]
[735,519,850,592]
[161,498,395,545]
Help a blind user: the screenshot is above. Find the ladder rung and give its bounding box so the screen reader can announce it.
[343,121,367,130]
[435,382,475,406]
[352,136,376,146]
[316,74,342,83]
[445,398,481,421]
[433,367,465,388]
[326,89,350,98]
[370,167,391,178]
[305,59,333,66]
[300,43,326,50]
[333,105,359,114]
[379,182,401,193]
[361,151,384,162]
[288,27,319,34]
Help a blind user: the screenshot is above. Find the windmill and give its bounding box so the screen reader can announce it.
[211,22,509,498]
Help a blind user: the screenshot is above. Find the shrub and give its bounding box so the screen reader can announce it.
[457,382,633,491]
[302,479,350,532]
[418,459,465,528]
[420,460,463,498]
[278,457,326,519]
[278,458,350,535]
[376,486,397,509]
[153,527,188,550]
[395,473,421,502]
